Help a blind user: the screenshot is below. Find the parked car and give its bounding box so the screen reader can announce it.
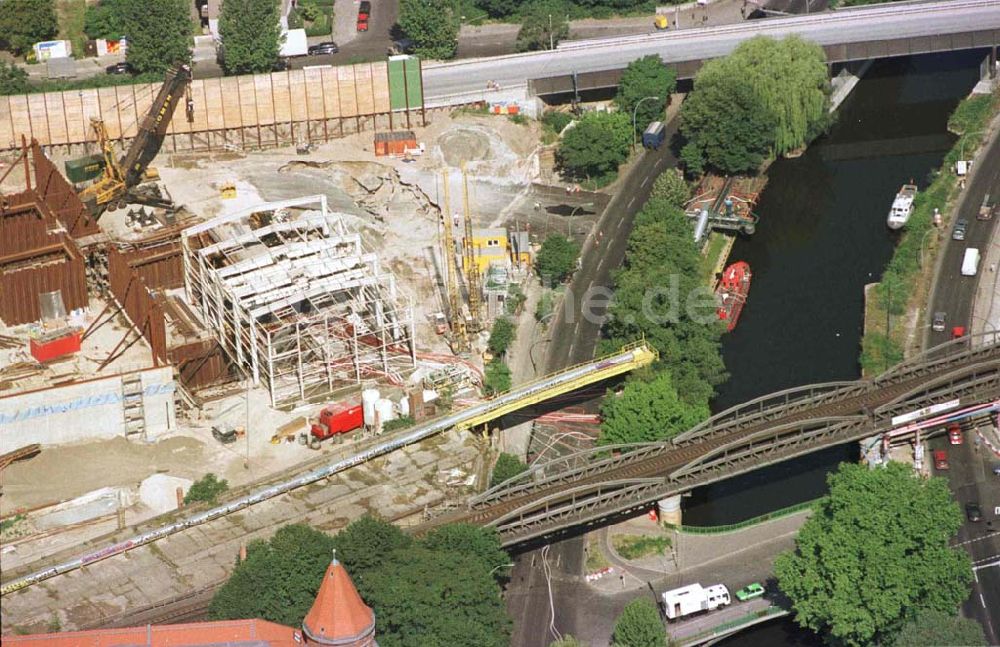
[978,193,995,220]
[932,311,946,332]
[965,502,983,522]
[308,41,339,55]
[358,0,371,18]
[952,218,967,241]
[932,449,949,471]
[735,583,765,601]
[357,16,369,31]
[992,463,1000,476]
[951,326,966,339]
[948,422,963,445]
[105,61,133,75]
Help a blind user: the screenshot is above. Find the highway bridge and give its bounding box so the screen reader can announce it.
[423,0,1000,100]
[421,335,1000,546]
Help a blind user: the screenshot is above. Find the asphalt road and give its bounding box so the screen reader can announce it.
[924,114,1000,643]
[505,120,683,647]
[422,0,1000,99]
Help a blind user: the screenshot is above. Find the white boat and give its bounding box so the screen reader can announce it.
[887,184,917,229]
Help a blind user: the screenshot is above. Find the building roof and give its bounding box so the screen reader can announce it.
[472,227,508,239]
[301,555,376,646]
[4,618,299,647]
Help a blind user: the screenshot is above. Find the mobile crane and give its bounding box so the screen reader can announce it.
[78,63,193,216]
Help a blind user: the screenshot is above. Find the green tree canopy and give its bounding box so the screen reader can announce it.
[557,110,631,181]
[484,359,512,395]
[218,0,282,75]
[490,452,529,488]
[184,473,229,504]
[614,55,676,133]
[84,0,126,40]
[599,370,708,446]
[0,61,30,96]
[331,513,412,577]
[488,317,516,356]
[209,524,337,626]
[516,0,570,52]
[477,0,527,18]
[775,462,973,647]
[536,234,580,283]
[399,0,458,59]
[121,0,192,74]
[0,0,58,55]
[612,597,666,647]
[420,523,510,575]
[650,169,689,210]
[891,609,987,647]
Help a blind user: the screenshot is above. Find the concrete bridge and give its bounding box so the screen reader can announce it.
[419,335,1000,546]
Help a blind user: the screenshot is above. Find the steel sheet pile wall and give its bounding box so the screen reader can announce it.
[107,246,167,362]
[168,339,229,388]
[121,243,183,290]
[0,197,88,326]
[0,61,412,153]
[30,141,99,238]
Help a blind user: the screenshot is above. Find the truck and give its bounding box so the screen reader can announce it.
[961,248,980,277]
[662,583,731,620]
[642,121,666,150]
[280,28,308,58]
[310,403,364,440]
[979,193,995,220]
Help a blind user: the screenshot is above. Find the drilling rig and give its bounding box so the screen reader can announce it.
[440,170,466,352]
[78,63,193,216]
[461,163,482,334]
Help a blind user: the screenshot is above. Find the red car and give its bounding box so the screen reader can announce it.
[948,422,963,445]
[933,449,949,471]
[357,18,368,31]
[951,326,966,339]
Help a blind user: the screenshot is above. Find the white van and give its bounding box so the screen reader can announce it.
[961,248,980,276]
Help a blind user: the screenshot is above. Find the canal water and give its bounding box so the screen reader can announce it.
[680,50,984,644]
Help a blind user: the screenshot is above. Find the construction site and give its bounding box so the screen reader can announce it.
[0,60,608,625]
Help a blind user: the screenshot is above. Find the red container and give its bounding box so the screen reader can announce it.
[374,131,417,157]
[30,328,82,363]
[311,403,364,439]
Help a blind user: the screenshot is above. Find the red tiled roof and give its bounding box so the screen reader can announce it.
[302,557,375,646]
[4,618,300,646]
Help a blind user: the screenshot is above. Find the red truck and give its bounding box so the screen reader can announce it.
[311,403,363,440]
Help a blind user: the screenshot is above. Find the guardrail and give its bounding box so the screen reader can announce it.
[665,498,823,535]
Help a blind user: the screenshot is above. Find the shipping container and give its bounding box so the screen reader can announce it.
[374,131,417,156]
[30,327,83,362]
[64,154,107,183]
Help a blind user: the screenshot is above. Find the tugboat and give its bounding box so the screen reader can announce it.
[886,183,917,230]
[716,261,752,332]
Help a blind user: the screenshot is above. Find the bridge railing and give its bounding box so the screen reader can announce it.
[874,333,999,386]
[664,498,824,535]
[677,606,788,646]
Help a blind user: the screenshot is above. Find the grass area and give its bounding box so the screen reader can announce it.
[860,89,999,374]
[57,0,88,60]
[700,232,729,283]
[455,0,658,26]
[0,513,26,533]
[585,535,610,572]
[612,534,671,560]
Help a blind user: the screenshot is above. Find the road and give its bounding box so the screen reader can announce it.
[924,106,1000,643]
[422,0,1000,99]
[505,116,683,647]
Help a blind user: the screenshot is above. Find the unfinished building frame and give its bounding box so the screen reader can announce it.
[181,195,416,408]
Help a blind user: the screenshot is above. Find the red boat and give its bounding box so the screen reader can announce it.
[716,261,752,332]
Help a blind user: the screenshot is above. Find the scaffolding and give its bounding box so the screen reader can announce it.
[180,195,416,408]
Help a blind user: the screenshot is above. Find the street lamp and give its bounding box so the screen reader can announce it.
[632,96,661,150]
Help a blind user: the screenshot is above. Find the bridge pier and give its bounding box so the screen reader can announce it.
[658,495,683,526]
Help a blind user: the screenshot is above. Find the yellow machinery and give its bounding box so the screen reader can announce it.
[654,14,669,30]
[78,64,192,216]
[441,171,467,351]
[461,163,483,333]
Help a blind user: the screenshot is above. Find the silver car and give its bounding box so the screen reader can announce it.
[952,219,968,241]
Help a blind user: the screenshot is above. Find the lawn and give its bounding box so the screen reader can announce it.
[57,0,87,59]
[612,534,671,560]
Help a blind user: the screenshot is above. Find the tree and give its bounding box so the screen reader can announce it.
[615,55,676,133]
[219,0,282,75]
[362,545,511,647]
[484,360,512,395]
[0,61,30,96]
[516,0,570,52]
[490,452,529,488]
[84,0,126,40]
[476,0,526,18]
[209,524,337,626]
[0,0,58,55]
[612,598,667,647]
[398,0,458,60]
[775,462,973,647]
[650,169,689,210]
[420,523,510,575]
[558,110,632,180]
[535,234,580,282]
[892,610,987,647]
[332,514,412,578]
[184,473,229,504]
[488,317,516,356]
[120,0,192,74]
[599,370,708,446]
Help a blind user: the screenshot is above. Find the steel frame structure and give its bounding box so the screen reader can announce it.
[180,195,416,408]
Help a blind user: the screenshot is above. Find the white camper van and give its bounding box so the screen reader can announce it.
[961,248,981,277]
[662,583,731,620]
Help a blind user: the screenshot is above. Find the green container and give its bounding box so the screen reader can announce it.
[64,154,106,183]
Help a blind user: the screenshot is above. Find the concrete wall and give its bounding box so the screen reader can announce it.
[0,367,176,447]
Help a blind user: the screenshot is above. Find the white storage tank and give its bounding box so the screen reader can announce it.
[374,397,395,427]
[398,395,410,418]
[362,388,380,426]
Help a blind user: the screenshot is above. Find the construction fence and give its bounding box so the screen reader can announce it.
[0,58,425,154]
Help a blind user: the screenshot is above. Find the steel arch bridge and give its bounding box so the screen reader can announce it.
[420,335,1000,547]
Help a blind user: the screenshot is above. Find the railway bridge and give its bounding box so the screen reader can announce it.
[421,335,1000,546]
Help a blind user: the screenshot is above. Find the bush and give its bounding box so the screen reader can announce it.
[287,7,303,28]
[536,234,579,283]
[487,317,516,356]
[542,110,572,134]
[557,110,631,181]
[484,360,512,395]
[382,415,414,432]
[490,452,529,488]
[305,14,331,37]
[185,473,229,505]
